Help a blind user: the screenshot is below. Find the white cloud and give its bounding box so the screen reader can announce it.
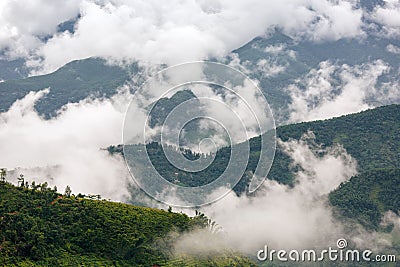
[0,0,365,74]
[256,58,287,78]
[370,0,400,37]
[0,0,80,58]
[387,44,400,54]
[175,132,358,254]
[287,60,391,122]
[0,87,133,201]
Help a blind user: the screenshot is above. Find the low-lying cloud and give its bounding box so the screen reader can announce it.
[0,0,365,74]
[370,0,400,38]
[287,60,400,123]
[0,87,132,201]
[174,132,399,257]
[175,132,357,254]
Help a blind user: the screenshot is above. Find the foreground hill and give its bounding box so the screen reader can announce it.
[0,182,254,266]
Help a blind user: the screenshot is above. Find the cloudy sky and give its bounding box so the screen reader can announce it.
[1,0,399,256]
[0,0,398,74]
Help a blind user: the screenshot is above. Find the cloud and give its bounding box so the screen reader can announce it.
[256,58,287,78]
[0,0,365,74]
[387,44,400,54]
[173,132,400,258]
[347,210,400,253]
[0,0,80,58]
[0,87,133,201]
[370,0,400,38]
[287,60,394,122]
[174,132,358,254]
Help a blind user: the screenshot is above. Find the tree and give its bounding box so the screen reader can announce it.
[0,168,6,183]
[64,185,72,197]
[17,174,24,187]
[40,182,48,191]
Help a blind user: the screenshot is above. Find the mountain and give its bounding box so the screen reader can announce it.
[1,28,399,122]
[0,182,255,266]
[148,89,199,129]
[114,104,399,187]
[0,58,134,117]
[267,104,400,184]
[246,104,400,229]
[330,168,400,230]
[111,104,400,228]
[231,31,400,122]
[0,58,29,81]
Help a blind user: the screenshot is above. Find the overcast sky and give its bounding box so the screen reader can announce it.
[1,0,398,74]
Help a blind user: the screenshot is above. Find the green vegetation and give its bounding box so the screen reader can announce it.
[148,90,198,128]
[0,58,134,117]
[111,104,400,228]
[0,181,253,266]
[271,104,400,176]
[113,104,400,189]
[330,168,400,230]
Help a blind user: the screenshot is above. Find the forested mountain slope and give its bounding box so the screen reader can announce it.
[330,168,400,230]
[111,104,400,229]
[112,104,399,190]
[2,28,399,122]
[267,104,400,185]
[0,58,133,117]
[0,182,255,266]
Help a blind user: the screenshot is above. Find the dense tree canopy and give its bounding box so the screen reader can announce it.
[0,181,254,266]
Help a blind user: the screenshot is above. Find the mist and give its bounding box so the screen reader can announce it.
[0,87,132,201]
[0,0,366,75]
[287,60,400,122]
[174,132,399,257]
[0,0,399,262]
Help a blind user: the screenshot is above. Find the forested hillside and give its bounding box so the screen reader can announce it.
[269,104,400,181]
[0,182,254,266]
[0,58,133,117]
[113,104,399,189]
[111,104,400,228]
[2,25,399,123]
[330,168,400,230]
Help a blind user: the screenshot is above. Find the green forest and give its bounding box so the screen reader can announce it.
[2,104,399,265]
[0,58,134,118]
[0,181,254,266]
[330,168,400,230]
[111,104,400,230]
